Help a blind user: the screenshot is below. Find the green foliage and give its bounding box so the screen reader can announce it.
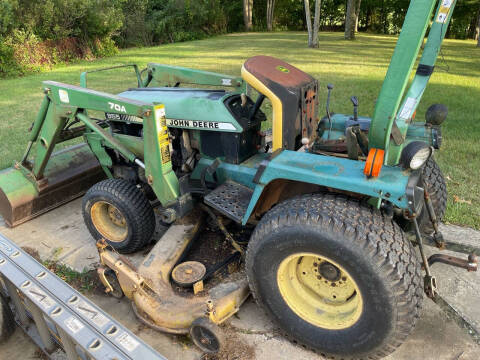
[117,0,242,47]
[0,0,17,37]
[146,0,227,45]
[90,37,119,58]
[0,0,123,77]
[1,0,479,78]
[0,37,20,77]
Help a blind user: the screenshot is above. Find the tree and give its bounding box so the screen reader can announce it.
[243,0,253,31]
[354,0,362,32]
[345,0,361,40]
[267,0,276,31]
[304,0,321,48]
[476,6,480,47]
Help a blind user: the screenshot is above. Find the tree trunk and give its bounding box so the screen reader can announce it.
[304,0,313,47]
[267,0,276,31]
[312,0,321,48]
[243,0,253,31]
[304,0,321,48]
[355,0,362,33]
[345,0,356,40]
[476,7,480,47]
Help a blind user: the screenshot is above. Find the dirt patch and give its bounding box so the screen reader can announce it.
[171,225,248,297]
[20,246,104,295]
[202,327,255,360]
[32,349,48,359]
[43,261,104,295]
[21,247,41,262]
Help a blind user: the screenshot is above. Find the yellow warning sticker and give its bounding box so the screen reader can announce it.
[160,143,171,164]
[158,128,169,143]
[436,0,453,24]
[160,116,166,128]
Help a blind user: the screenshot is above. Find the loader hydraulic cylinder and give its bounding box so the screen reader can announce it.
[76,113,139,164]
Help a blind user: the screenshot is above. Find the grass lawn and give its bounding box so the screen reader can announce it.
[0,32,478,229]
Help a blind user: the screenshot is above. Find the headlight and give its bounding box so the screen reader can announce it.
[400,141,433,170]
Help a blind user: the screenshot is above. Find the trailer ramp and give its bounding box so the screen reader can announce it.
[0,232,167,360]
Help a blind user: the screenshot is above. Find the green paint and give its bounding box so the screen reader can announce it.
[84,132,113,178]
[369,0,436,153]
[386,0,457,165]
[118,89,243,133]
[146,63,245,91]
[143,107,180,205]
[276,65,290,73]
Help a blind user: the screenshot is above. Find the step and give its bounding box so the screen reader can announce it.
[204,181,253,223]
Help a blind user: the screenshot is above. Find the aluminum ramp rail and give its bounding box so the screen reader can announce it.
[0,232,167,360]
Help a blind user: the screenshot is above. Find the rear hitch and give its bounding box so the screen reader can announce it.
[427,253,478,272]
[409,200,480,346]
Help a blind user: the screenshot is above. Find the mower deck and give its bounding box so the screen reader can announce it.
[97,209,250,336]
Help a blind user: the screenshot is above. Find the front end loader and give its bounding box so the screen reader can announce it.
[1,0,478,358]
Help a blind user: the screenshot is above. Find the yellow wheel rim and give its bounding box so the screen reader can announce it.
[90,201,128,243]
[277,252,363,330]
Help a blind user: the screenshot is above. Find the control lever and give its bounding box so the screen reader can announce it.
[350,96,359,121]
[326,84,334,139]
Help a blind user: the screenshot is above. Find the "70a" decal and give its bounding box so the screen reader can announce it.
[108,102,127,113]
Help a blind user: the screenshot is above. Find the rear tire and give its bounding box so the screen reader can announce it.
[82,179,155,254]
[246,193,423,359]
[0,293,15,344]
[418,158,447,234]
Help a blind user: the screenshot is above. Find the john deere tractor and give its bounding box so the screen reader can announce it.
[0,0,477,358]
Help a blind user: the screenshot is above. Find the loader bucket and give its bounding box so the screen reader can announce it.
[0,144,105,227]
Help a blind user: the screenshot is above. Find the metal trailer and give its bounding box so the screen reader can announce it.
[0,232,167,360]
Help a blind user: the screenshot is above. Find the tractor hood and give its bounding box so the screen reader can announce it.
[118,88,243,132]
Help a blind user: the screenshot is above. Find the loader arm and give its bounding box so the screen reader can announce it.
[145,63,246,91]
[30,81,154,179]
[369,0,457,165]
[0,81,177,227]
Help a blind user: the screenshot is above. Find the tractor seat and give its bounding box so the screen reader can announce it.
[243,56,316,91]
[241,56,318,151]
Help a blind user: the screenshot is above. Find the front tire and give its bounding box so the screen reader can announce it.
[246,193,423,359]
[82,179,155,254]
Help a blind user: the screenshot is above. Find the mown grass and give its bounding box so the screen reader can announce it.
[0,32,478,229]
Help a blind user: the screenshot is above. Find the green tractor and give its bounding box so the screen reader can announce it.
[0,0,476,358]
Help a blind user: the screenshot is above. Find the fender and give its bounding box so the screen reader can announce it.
[241,150,413,225]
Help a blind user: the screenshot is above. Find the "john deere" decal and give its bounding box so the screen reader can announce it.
[166,119,237,131]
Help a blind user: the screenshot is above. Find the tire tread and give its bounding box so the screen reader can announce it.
[82,179,155,253]
[246,193,423,360]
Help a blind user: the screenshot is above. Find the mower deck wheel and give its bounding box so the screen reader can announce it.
[246,193,423,359]
[189,317,224,354]
[82,179,155,254]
